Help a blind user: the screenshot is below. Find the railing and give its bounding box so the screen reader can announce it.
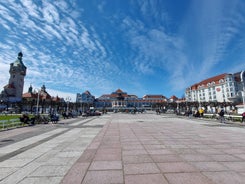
[204,113,242,122]
[0,118,22,130]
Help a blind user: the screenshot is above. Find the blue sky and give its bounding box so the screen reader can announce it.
[0,0,245,101]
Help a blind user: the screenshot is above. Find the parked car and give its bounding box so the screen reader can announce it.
[83,110,101,116]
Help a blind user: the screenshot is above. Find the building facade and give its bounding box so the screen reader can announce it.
[22,84,63,113]
[76,89,168,110]
[76,91,95,104]
[185,71,245,103]
[0,52,26,102]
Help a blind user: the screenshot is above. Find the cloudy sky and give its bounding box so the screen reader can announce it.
[0,0,245,101]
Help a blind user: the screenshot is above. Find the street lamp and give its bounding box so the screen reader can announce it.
[241,71,245,112]
[35,89,40,114]
[66,96,71,115]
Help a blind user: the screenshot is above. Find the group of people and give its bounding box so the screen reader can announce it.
[218,109,245,124]
[19,114,35,125]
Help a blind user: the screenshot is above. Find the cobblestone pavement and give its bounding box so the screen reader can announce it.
[1,113,245,184]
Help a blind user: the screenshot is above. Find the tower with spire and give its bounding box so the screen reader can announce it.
[0,52,27,102]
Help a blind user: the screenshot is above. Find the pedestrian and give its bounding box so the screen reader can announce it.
[219,109,225,123]
[242,112,245,123]
[199,108,204,118]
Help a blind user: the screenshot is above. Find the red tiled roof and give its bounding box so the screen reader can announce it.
[143,95,166,99]
[190,73,228,89]
[22,92,37,98]
[170,95,178,100]
[115,89,123,93]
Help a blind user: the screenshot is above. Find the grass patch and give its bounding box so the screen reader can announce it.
[0,114,21,120]
[0,114,34,130]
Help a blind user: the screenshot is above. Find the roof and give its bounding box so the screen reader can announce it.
[22,92,37,98]
[143,95,166,99]
[115,89,123,93]
[170,95,178,100]
[190,73,228,90]
[84,90,91,95]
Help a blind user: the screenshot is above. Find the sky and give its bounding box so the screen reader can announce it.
[0,0,245,102]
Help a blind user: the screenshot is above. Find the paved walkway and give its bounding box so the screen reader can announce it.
[1,113,245,183]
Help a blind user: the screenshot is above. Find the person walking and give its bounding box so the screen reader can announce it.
[242,112,245,123]
[219,109,225,123]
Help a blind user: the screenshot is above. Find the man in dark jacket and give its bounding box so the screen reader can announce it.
[219,109,225,123]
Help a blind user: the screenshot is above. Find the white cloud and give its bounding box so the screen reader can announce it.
[42,1,60,24]
[20,0,41,19]
[1,0,245,100]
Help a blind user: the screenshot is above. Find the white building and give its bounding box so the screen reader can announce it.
[185,71,245,103]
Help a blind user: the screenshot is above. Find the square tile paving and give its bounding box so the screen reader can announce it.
[60,113,245,184]
[157,162,199,173]
[125,174,168,184]
[165,172,214,184]
[82,170,123,184]
[89,160,122,170]
[124,162,160,175]
[203,171,245,184]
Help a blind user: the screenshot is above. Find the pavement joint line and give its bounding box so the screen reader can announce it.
[0,117,105,162]
[0,128,67,153]
[3,113,245,183]
[0,129,68,162]
[0,126,58,148]
[76,121,111,184]
[69,117,98,126]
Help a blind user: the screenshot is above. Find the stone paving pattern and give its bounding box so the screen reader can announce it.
[1,113,245,183]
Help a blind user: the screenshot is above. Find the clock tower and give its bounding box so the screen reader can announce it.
[0,52,27,102]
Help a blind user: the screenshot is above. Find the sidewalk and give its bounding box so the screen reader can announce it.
[1,113,245,183]
[0,116,108,184]
[62,113,245,184]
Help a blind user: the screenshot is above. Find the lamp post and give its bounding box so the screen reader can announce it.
[241,71,245,112]
[66,96,71,115]
[35,89,40,114]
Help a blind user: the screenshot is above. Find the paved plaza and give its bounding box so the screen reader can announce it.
[0,112,245,184]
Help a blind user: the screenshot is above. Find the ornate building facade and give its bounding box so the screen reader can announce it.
[0,52,26,102]
[22,84,63,113]
[185,71,245,103]
[76,89,169,111]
